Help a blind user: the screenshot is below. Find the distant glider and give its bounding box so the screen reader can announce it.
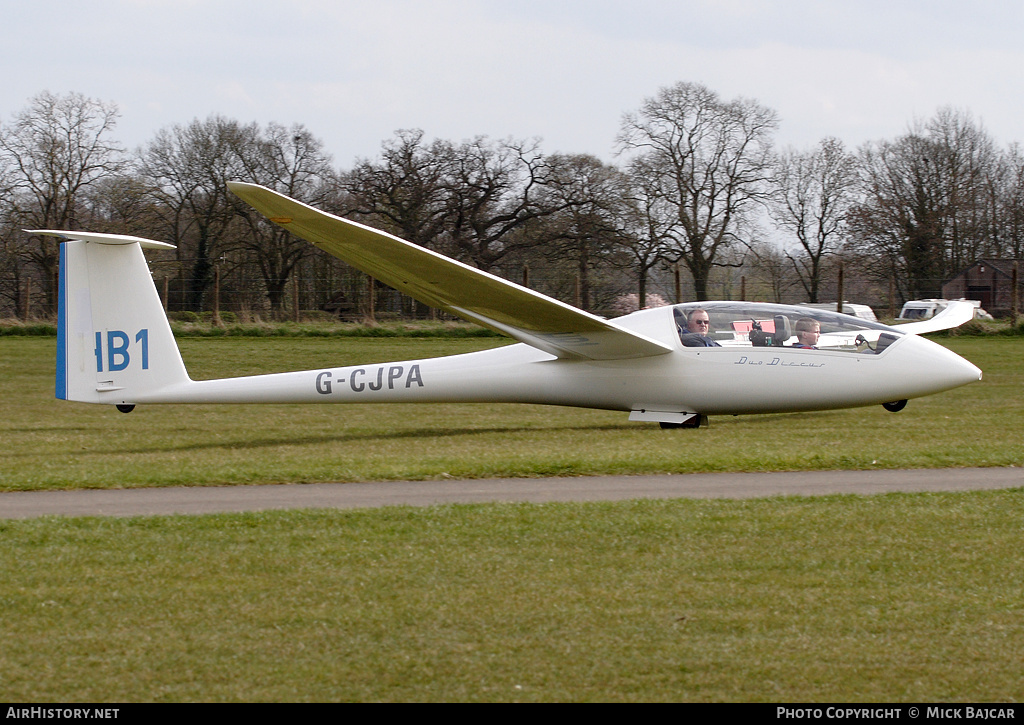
[37,183,981,428]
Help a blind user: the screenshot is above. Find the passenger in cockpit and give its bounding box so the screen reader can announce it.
[679,308,722,347]
[792,318,820,349]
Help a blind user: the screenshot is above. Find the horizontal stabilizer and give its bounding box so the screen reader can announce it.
[28,229,176,250]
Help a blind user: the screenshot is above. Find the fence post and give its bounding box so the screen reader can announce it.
[213,264,222,327]
[1012,261,1019,325]
[836,263,844,313]
[365,275,375,323]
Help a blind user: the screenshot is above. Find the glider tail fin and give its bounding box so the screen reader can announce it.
[45,231,189,406]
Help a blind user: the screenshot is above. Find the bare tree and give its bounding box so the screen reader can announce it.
[993,144,1024,259]
[0,145,20,316]
[343,129,451,249]
[617,82,778,300]
[536,153,630,311]
[442,136,561,272]
[927,108,999,269]
[232,122,338,316]
[82,174,165,237]
[744,238,801,303]
[0,210,23,318]
[620,156,675,307]
[851,134,945,300]
[849,109,999,300]
[0,91,124,311]
[341,129,467,317]
[769,137,857,302]
[138,115,256,311]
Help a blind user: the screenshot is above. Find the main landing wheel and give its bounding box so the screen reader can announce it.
[116,404,136,414]
[882,400,908,413]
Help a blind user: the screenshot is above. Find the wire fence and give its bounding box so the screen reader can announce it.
[7,267,1009,322]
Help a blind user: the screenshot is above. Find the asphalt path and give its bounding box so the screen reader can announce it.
[1,467,1021,519]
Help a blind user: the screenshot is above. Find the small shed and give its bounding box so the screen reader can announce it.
[941,259,1022,316]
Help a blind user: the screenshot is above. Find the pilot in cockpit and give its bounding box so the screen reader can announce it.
[792,318,820,349]
[679,308,722,347]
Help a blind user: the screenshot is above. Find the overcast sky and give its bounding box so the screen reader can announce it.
[4,0,1023,166]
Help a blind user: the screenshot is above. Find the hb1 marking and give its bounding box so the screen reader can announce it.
[95,329,149,372]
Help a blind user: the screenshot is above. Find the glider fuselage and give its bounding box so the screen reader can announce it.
[38,181,982,426]
[123,304,980,417]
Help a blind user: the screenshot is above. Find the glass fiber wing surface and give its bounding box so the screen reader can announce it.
[229,182,671,360]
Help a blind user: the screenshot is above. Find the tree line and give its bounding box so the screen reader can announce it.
[3,85,1023,322]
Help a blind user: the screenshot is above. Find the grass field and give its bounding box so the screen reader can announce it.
[2,335,1022,702]
[1,336,1021,491]
[3,493,1024,702]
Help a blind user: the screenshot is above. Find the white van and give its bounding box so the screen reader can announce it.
[898,299,993,321]
[897,299,948,321]
[804,302,878,322]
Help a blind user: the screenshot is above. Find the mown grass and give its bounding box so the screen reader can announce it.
[2,492,1022,702]
[1,336,1021,491]
[3,335,1022,702]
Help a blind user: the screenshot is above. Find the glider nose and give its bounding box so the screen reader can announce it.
[950,353,983,386]
[901,334,982,395]
[933,355,983,395]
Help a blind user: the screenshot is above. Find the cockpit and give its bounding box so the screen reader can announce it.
[672,302,903,354]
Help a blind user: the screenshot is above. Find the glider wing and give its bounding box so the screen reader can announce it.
[893,301,977,335]
[228,182,672,360]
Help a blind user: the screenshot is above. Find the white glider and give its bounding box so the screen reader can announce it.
[37,183,981,428]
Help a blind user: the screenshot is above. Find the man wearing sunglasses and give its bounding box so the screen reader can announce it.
[679,308,722,347]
